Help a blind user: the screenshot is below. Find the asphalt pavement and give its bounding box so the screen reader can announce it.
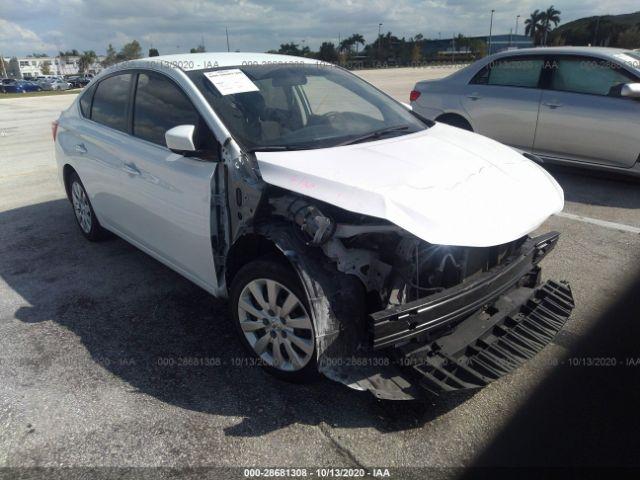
[1,67,639,478]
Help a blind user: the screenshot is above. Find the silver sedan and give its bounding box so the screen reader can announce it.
[411,47,640,176]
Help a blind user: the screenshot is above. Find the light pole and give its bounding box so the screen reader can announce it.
[515,14,520,36]
[378,23,383,60]
[488,9,495,55]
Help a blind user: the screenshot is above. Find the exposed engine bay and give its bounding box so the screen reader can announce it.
[269,194,525,311]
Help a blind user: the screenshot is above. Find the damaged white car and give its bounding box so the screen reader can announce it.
[54,53,574,399]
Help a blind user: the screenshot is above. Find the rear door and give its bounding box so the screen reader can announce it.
[461,55,545,151]
[115,71,219,291]
[533,55,640,168]
[67,73,133,230]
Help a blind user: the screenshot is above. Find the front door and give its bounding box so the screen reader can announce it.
[534,55,640,168]
[116,71,220,292]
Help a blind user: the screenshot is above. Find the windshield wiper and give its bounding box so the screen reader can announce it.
[335,124,410,147]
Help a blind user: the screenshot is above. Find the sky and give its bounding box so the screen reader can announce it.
[1,0,639,57]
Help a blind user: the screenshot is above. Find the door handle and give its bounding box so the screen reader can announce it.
[544,102,563,109]
[467,93,481,100]
[74,143,87,154]
[122,162,141,176]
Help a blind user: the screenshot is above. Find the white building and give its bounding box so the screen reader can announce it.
[1,55,105,79]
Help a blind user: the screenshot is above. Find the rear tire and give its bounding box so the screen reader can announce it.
[68,171,106,241]
[436,114,473,131]
[229,258,318,383]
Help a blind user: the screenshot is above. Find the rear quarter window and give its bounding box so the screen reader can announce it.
[79,83,96,118]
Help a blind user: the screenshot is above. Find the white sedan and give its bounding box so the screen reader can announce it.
[54,53,573,399]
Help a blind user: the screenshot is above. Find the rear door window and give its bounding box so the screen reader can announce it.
[472,57,544,88]
[91,73,133,132]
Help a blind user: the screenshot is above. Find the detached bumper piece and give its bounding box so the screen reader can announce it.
[397,280,574,394]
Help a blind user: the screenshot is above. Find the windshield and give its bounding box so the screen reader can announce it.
[187,63,428,151]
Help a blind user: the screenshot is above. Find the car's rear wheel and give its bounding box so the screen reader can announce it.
[68,171,106,241]
[229,258,318,382]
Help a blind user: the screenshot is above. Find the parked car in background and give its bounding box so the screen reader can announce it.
[67,76,91,88]
[1,79,42,93]
[54,52,573,400]
[411,47,640,176]
[36,78,71,91]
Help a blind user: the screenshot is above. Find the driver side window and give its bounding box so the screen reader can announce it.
[549,57,635,96]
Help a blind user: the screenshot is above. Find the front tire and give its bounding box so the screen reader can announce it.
[229,258,318,382]
[68,171,106,241]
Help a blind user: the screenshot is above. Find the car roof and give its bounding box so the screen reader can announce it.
[491,46,636,59]
[126,52,325,72]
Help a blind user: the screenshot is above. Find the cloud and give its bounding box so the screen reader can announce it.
[1,0,639,57]
[0,18,57,55]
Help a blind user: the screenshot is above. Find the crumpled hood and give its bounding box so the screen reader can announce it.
[255,123,564,247]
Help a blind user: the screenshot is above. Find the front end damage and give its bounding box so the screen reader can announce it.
[246,194,574,400]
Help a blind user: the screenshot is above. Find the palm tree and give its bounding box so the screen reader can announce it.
[349,33,365,54]
[78,50,97,74]
[339,38,354,54]
[541,5,561,45]
[525,10,544,45]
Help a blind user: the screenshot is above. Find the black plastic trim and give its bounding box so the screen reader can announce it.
[370,232,560,350]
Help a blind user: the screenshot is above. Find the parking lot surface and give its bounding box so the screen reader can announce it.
[1,66,639,476]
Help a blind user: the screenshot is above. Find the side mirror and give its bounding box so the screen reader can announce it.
[165,125,196,153]
[621,83,640,98]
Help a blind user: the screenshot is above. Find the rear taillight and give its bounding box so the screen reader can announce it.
[409,90,421,102]
[51,120,59,142]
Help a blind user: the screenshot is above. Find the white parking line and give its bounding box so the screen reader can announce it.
[555,211,640,235]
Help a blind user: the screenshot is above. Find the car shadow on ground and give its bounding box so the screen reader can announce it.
[462,260,640,470]
[0,199,474,437]
[545,164,640,210]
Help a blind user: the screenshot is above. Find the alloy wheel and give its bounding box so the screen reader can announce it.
[71,181,92,233]
[237,278,314,371]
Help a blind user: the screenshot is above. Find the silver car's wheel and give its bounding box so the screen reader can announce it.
[237,278,315,372]
[71,180,92,234]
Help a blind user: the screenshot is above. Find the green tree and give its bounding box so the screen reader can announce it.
[190,44,205,53]
[277,42,303,56]
[149,48,159,57]
[318,42,338,62]
[339,38,353,54]
[525,10,544,45]
[350,33,365,54]
[78,50,97,73]
[40,61,52,75]
[8,57,21,78]
[101,44,117,67]
[541,5,562,45]
[410,43,422,64]
[617,27,640,49]
[118,40,142,61]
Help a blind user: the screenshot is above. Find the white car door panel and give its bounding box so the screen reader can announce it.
[115,141,217,290]
[111,70,219,291]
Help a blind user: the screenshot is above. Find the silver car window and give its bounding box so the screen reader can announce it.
[550,57,635,96]
[472,57,544,88]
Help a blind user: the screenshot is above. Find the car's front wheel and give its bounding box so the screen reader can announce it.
[68,171,106,241]
[230,258,318,382]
